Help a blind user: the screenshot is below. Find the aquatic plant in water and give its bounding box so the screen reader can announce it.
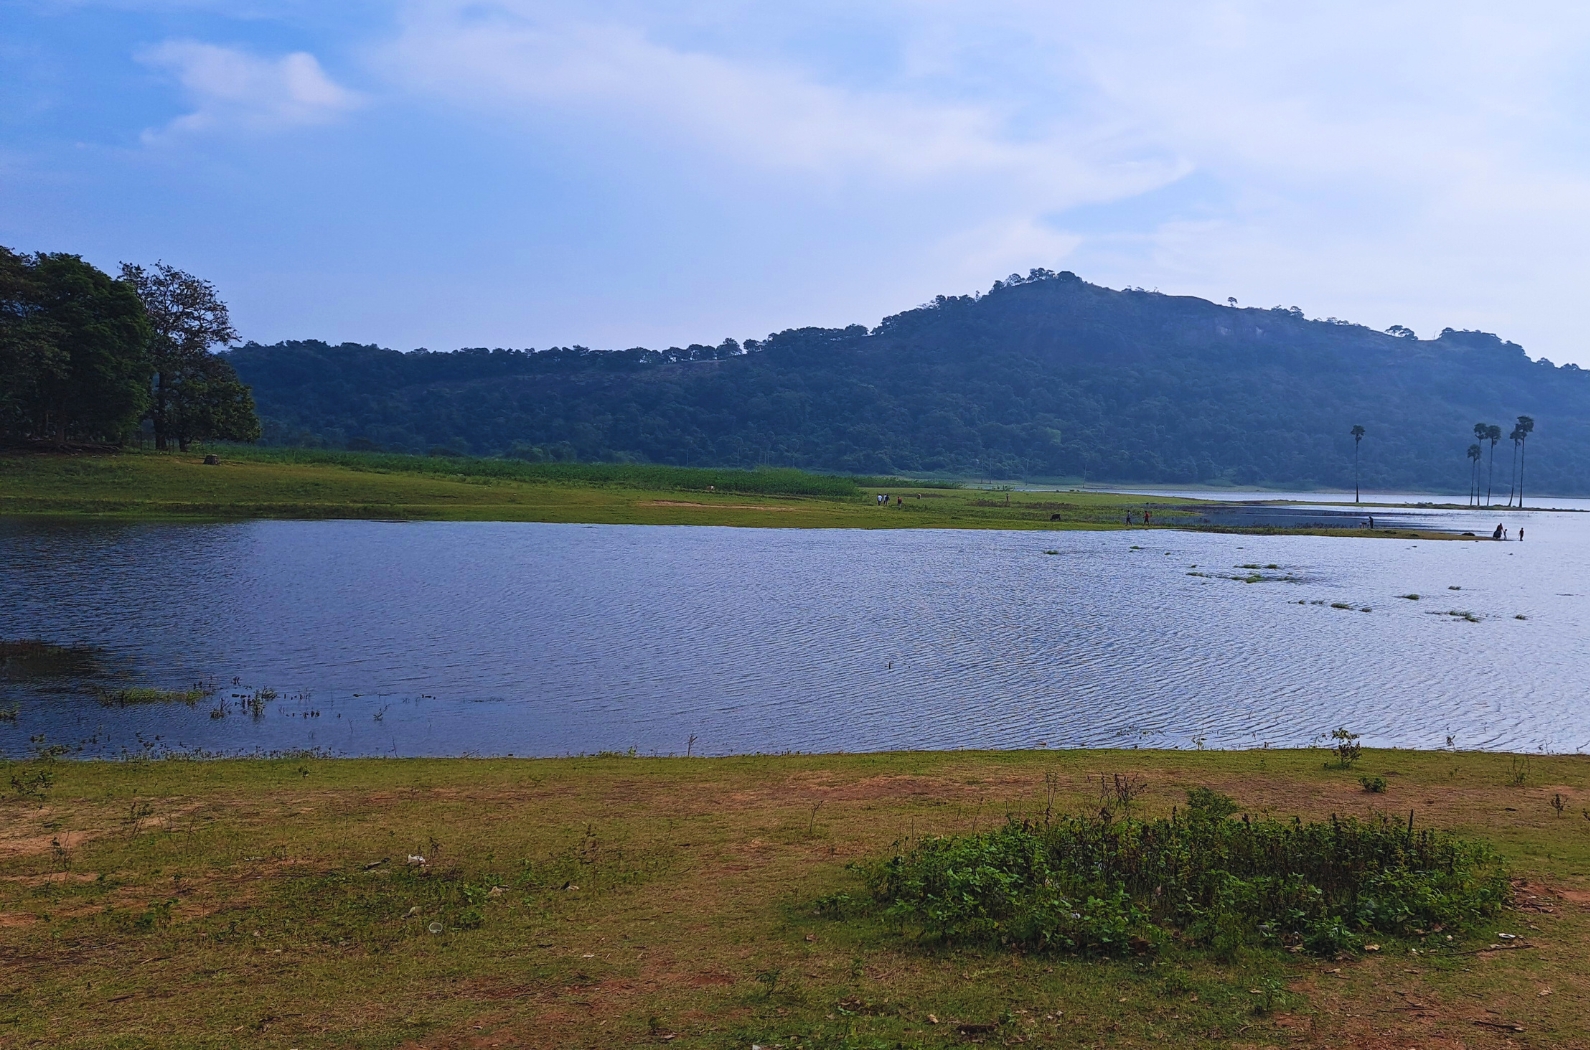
[93,684,215,707]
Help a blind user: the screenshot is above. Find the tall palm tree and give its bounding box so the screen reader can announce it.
[1485,424,1502,505]
[1516,415,1535,509]
[1473,424,1489,504]
[1467,443,1483,505]
[1351,425,1365,502]
[1506,423,1523,506]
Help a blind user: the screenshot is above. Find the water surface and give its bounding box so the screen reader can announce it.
[2,513,1586,757]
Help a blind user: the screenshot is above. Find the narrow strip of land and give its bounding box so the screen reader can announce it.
[0,449,1463,537]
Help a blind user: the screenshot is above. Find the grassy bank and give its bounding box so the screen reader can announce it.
[1,748,1587,1048]
[0,449,1450,537]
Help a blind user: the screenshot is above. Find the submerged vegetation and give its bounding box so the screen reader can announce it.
[0,639,102,679]
[91,684,214,707]
[849,789,1509,959]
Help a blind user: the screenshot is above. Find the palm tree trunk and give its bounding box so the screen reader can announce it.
[1485,445,1494,506]
[1518,439,1526,509]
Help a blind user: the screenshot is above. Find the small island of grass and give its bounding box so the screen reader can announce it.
[0,447,1466,538]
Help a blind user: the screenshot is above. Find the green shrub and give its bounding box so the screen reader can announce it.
[854,790,1508,958]
[1330,727,1362,767]
[1359,775,1388,793]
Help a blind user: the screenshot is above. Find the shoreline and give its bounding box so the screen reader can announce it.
[8,744,1589,762]
[0,449,1487,538]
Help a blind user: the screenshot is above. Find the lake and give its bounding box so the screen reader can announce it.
[2,509,1587,758]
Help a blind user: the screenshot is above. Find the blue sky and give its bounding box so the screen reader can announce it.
[6,2,1590,364]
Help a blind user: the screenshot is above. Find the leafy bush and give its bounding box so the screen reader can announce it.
[1330,728,1362,767]
[856,790,1508,957]
[1359,775,1388,793]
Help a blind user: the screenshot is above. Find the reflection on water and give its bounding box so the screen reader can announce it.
[2,512,1587,757]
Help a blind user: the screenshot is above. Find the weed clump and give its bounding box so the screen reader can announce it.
[93,684,214,707]
[1359,775,1388,793]
[850,789,1507,959]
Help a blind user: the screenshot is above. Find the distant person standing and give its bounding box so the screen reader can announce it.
[1520,527,1525,541]
[1493,523,1503,539]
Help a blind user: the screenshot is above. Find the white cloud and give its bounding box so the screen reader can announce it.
[366,3,1590,355]
[377,2,1183,200]
[108,2,1590,361]
[139,40,361,137]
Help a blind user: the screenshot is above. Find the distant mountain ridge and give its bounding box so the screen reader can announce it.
[227,270,1590,494]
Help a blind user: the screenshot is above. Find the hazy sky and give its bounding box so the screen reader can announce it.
[6,2,1590,363]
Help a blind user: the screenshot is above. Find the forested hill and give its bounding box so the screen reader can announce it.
[227,270,1590,493]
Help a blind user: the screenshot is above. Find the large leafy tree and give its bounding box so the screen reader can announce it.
[0,247,64,437]
[120,262,259,449]
[1,249,151,444]
[164,353,261,449]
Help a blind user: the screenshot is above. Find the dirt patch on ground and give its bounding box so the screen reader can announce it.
[1514,877,1590,907]
[0,871,99,887]
[0,831,104,859]
[793,773,973,803]
[637,500,799,511]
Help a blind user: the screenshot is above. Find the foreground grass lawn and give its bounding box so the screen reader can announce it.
[1,749,1587,1049]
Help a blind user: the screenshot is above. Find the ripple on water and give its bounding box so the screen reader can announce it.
[0,513,1587,757]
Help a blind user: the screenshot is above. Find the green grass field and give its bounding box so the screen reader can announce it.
[1,748,1586,1049]
[0,449,1449,538]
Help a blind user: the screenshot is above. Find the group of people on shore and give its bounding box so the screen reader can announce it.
[1492,523,1522,541]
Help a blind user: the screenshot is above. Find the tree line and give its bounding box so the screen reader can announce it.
[1465,416,1535,508]
[0,246,260,450]
[227,272,1590,494]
